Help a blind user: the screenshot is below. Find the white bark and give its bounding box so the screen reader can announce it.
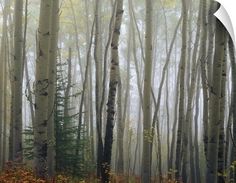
[34,0,52,178]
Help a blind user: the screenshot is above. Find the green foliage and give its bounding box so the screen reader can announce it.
[55,61,94,179]
[23,60,94,179]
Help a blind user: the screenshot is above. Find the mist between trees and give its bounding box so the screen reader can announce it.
[0,0,235,183]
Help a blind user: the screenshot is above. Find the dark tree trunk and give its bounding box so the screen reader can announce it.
[101,1,124,182]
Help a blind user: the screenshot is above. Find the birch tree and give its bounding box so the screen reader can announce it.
[34,0,52,178]
[102,0,124,182]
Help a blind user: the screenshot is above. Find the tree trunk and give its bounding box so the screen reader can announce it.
[0,0,10,169]
[8,11,15,162]
[116,74,124,174]
[34,0,52,178]
[200,0,209,159]
[116,16,131,174]
[12,0,24,162]
[206,20,226,183]
[228,37,236,183]
[182,1,201,182]
[194,76,201,183]
[94,0,103,177]
[102,0,124,182]
[46,0,59,178]
[175,0,188,181]
[217,35,227,183]
[207,1,217,86]
[169,63,180,174]
[141,0,153,182]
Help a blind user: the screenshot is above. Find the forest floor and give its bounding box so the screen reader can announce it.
[0,162,177,183]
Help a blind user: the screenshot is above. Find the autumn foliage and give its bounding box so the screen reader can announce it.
[0,162,70,183]
[0,162,179,183]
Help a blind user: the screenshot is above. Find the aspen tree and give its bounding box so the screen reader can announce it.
[47,0,59,178]
[102,0,124,182]
[12,0,24,162]
[84,0,95,165]
[217,34,227,183]
[141,0,153,182]
[116,12,131,174]
[182,1,202,181]
[206,21,226,183]
[0,0,9,169]
[200,0,209,158]
[94,0,103,177]
[228,37,236,182]
[175,0,188,181]
[194,76,201,183]
[34,0,52,178]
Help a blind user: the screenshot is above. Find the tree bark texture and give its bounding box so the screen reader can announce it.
[102,0,124,182]
[141,0,153,182]
[34,0,52,178]
[12,0,24,162]
[175,0,188,181]
[206,20,226,183]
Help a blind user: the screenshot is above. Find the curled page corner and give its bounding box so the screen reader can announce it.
[214,0,236,47]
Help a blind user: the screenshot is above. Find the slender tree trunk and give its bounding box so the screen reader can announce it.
[150,16,181,182]
[133,100,142,175]
[74,19,95,175]
[228,37,236,182]
[25,60,35,127]
[185,2,202,182]
[101,0,124,182]
[175,0,188,181]
[69,0,83,81]
[217,35,227,183]
[169,64,180,175]
[46,0,59,178]
[200,0,209,159]
[94,0,103,177]
[116,74,124,174]
[3,47,8,165]
[166,72,170,172]
[12,0,24,162]
[141,0,153,182]
[0,0,10,169]
[84,0,95,166]
[207,1,217,86]
[206,20,226,183]
[8,11,15,161]
[182,2,202,182]
[195,76,201,183]
[116,16,131,174]
[22,0,35,128]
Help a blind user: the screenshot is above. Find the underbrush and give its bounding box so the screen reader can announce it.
[0,162,70,183]
[0,162,178,183]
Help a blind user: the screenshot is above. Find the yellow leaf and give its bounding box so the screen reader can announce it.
[162,0,176,8]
